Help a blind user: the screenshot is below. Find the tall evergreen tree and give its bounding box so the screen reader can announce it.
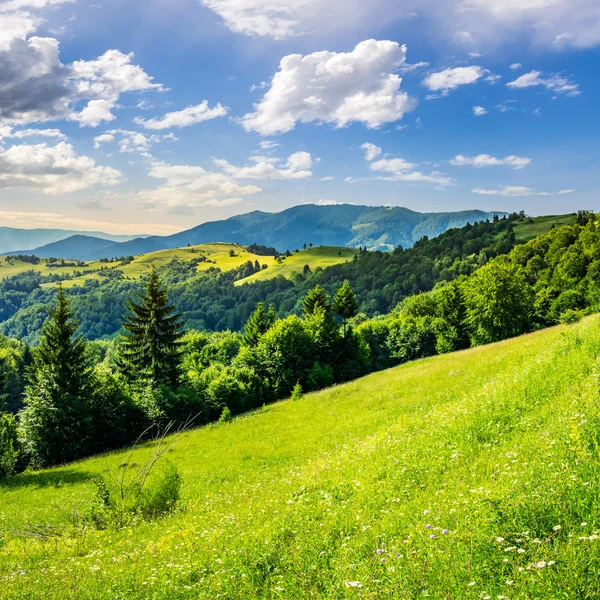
[20,285,92,467]
[243,302,274,346]
[302,285,331,317]
[333,280,359,336]
[120,268,184,386]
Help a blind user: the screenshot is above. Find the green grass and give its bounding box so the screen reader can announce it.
[238,246,356,285]
[2,317,600,598]
[2,244,354,289]
[513,214,578,241]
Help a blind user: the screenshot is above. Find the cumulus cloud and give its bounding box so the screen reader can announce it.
[0,9,164,127]
[240,40,417,135]
[360,143,382,161]
[138,161,262,208]
[506,70,580,96]
[214,151,313,180]
[472,106,487,116]
[450,154,531,169]
[0,141,122,194]
[472,185,575,197]
[510,63,522,70]
[133,101,228,130]
[423,66,486,94]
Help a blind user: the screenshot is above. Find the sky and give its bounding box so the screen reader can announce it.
[0,0,598,235]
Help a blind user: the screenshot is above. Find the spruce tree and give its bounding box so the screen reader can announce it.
[333,280,359,336]
[120,268,184,386]
[243,302,274,346]
[20,285,92,467]
[302,285,331,317]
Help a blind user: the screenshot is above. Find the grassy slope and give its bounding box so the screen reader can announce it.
[237,246,356,285]
[2,318,600,598]
[1,244,353,289]
[513,213,577,241]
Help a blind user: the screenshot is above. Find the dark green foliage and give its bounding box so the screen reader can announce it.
[20,286,93,467]
[0,412,21,479]
[120,268,184,386]
[243,302,274,346]
[333,280,358,335]
[302,285,331,317]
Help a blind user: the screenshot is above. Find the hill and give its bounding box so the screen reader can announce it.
[1,316,599,598]
[26,205,509,260]
[0,226,140,254]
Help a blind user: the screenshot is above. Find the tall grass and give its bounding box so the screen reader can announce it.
[1,317,600,598]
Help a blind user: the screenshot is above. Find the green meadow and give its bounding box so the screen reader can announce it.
[2,316,600,598]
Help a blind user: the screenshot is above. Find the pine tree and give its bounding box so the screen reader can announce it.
[20,285,92,467]
[120,268,184,386]
[243,302,274,346]
[333,280,359,336]
[302,285,331,317]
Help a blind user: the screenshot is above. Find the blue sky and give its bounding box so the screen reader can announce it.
[0,0,598,235]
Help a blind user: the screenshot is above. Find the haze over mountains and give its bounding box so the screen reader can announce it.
[0,227,141,255]
[14,205,506,260]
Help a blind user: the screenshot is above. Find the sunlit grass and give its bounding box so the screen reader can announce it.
[1,317,600,598]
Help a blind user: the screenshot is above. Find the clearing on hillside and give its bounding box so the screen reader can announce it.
[1,318,600,598]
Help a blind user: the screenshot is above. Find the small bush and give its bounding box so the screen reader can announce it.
[218,406,232,424]
[291,382,303,400]
[560,308,585,325]
[88,461,182,529]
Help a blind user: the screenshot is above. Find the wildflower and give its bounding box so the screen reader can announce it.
[430,534,435,539]
[581,522,588,527]
[496,537,505,542]
[517,548,526,554]
[467,581,476,587]
[442,529,449,535]
[534,561,547,569]
[345,581,363,588]
[376,549,385,555]
[425,524,432,529]
[553,525,561,531]
[424,510,430,516]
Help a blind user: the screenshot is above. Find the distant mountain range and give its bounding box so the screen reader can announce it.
[0,227,141,254]
[16,205,507,260]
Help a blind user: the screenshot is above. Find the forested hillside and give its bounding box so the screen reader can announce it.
[0,216,520,342]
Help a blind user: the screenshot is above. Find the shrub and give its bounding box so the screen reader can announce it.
[0,413,22,480]
[218,406,232,423]
[87,429,183,529]
[291,382,303,400]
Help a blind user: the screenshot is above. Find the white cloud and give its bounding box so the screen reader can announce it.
[133,101,228,130]
[93,129,176,155]
[510,63,522,70]
[0,126,67,142]
[240,40,417,135]
[360,143,382,161]
[472,105,487,116]
[317,199,344,205]
[259,140,279,150]
[214,151,313,180]
[451,154,531,169]
[506,70,580,96]
[139,161,262,208]
[199,0,600,50]
[359,147,455,187]
[472,185,575,197]
[423,66,486,94]
[0,9,164,128]
[320,176,334,181]
[0,141,122,194]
